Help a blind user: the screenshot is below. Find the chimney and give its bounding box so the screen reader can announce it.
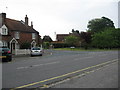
[31,21,33,28]
[25,15,28,25]
[0,13,6,26]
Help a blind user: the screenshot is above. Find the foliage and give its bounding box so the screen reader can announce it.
[65,35,80,47]
[87,17,115,33]
[43,42,50,49]
[91,28,120,48]
[80,32,92,49]
[20,42,31,49]
[52,43,70,48]
[43,35,53,42]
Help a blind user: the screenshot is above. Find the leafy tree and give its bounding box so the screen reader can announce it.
[87,17,115,33]
[43,42,50,49]
[91,28,119,48]
[43,35,53,42]
[65,35,79,47]
[80,32,92,49]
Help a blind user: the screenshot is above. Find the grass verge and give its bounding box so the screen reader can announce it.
[53,48,119,51]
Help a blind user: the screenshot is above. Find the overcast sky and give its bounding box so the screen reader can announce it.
[0,0,119,40]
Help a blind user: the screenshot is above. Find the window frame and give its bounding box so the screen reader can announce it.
[15,32,20,39]
[2,28,8,35]
[32,33,36,40]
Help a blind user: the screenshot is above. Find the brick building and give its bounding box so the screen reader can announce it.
[56,34,69,42]
[0,13,41,52]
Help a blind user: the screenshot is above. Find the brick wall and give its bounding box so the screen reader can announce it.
[10,31,40,47]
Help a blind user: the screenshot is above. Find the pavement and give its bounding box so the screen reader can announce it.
[50,61,118,88]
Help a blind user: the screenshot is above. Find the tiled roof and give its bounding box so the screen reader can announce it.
[5,18,39,33]
[56,34,69,41]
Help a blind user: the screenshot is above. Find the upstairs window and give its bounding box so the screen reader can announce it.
[15,32,20,39]
[32,33,36,39]
[2,28,8,35]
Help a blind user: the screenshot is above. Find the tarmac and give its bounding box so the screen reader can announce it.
[49,61,118,88]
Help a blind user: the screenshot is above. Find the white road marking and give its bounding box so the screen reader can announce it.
[16,61,59,70]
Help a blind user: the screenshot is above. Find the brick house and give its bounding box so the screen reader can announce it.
[0,13,41,53]
[56,34,69,42]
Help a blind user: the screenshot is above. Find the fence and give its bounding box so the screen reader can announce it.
[15,49,31,55]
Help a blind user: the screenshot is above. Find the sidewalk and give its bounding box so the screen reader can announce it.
[12,54,30,58]
[51,62,118,88]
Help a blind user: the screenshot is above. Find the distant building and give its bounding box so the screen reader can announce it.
[0,13,41,53]
[56,34,69,42]
[56,30,80,42]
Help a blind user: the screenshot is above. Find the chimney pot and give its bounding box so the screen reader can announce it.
[25,15,28,25]
[31,21,33,28]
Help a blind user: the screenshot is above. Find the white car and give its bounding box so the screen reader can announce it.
[31,47,43,56]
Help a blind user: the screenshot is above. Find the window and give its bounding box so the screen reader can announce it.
[0,41,7,47]
[32,33,36,39]
[2,28,8,35]
[15,32,20,39]
[3,41,7,46]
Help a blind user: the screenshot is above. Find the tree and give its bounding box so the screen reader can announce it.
[43,42,50,49]
[65,35,79,47]
[80,32,92,49]
[43,35,53,42]
[87,17,115,33]
[91,28,119,49]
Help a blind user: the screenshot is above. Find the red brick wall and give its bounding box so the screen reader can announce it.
[19,32,32,44]
[10,31,40,46]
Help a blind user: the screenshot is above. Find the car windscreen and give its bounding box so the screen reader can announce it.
[32,48,41,50]
[0,48,9,54]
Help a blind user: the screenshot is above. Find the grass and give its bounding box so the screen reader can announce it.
[53,48,119,51]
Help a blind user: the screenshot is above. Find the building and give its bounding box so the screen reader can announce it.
[56,34,69,42]
[0,13,41,53]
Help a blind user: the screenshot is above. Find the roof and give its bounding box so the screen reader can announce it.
[5,18,39,33]
[56,34,69,41]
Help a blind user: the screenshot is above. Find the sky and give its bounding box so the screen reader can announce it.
[0,0,119,40]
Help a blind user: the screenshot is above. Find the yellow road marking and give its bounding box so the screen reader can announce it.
[14,59,118,89]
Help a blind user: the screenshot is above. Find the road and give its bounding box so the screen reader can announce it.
[2,50,118,89]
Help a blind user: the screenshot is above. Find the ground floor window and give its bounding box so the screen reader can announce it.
[0,40,8,47]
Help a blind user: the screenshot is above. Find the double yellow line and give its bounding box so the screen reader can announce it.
[14,59,118,89]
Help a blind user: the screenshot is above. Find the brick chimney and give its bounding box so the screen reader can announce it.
[0,13,6,26]
[25,15,28,25]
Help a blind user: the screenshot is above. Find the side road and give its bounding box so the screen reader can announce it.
[50,61,118,88]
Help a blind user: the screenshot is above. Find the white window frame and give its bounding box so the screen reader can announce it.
[2,28,8,35]
[32,33,36,39]
[15,32,20,39]
[3,41,7,46]
[0,25,8,35]
[0,41,7,47]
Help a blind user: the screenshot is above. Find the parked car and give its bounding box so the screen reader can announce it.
[0,47,12,62]
[31,47,43,56]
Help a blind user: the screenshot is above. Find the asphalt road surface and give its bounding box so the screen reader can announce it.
[1,50,118,89]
